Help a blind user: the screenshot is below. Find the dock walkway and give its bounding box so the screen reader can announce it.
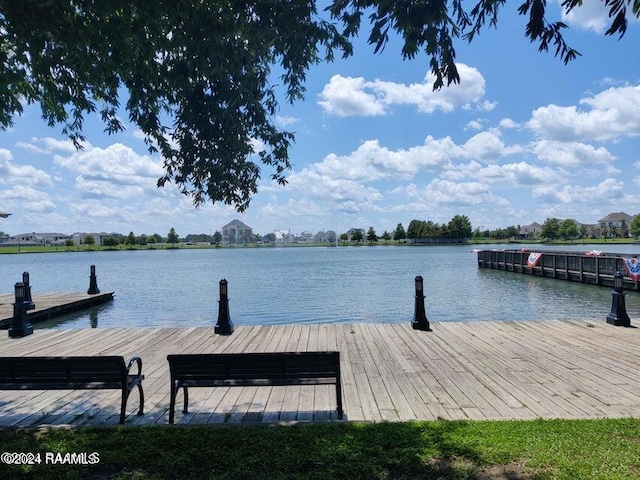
[1,320,639,427]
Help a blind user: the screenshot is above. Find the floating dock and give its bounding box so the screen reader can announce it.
[476,249,640,291]
[0,292,114,329]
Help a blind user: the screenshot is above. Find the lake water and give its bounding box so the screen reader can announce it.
[2,244,640,329]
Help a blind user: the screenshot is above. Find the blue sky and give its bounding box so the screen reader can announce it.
[2,2,640,238]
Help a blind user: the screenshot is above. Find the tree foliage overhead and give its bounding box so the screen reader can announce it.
[0,0,350,211]
[1,1,638,211]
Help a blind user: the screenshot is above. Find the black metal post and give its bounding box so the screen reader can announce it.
[215,279,234,335]
[412,275,431,331]
[607,270,630,327]
[87,264,100,294]
[9,282,33,338]
[22,271,35,310]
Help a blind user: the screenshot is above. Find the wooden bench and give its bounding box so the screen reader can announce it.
[167,351,343,423]
[0,356,144,424]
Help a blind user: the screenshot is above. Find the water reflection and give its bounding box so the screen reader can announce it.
[34,303,110,330]
[90,309,98,328]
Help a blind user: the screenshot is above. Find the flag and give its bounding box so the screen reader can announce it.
[527,252,543,267]
[622,257,640,281]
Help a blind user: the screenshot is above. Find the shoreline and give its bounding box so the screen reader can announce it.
[1,238,639,255]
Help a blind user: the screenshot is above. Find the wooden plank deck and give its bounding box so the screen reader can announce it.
[0,292,114,328]
[0,320,639,427]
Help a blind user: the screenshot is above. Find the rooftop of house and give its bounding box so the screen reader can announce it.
[222,219,252,230]
[598,212,632,223]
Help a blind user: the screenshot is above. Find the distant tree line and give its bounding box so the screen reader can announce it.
[472,226,520,240]
[472,220,587,242]
[474,214,640,241]
[400,215,473,243]
[100,227,189,249]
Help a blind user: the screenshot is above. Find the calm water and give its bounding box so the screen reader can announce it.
[2,244,640,329]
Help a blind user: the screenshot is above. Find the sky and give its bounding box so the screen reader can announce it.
[2,1,640,238]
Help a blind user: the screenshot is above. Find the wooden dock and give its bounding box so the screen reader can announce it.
[477,249,640,290]
[1,320,639,427]
[0,292,114,329]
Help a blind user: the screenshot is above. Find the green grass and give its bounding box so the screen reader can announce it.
[1,419,639,479]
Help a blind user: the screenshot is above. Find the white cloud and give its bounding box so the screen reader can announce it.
[398,179,510,208]
[53,143,165,199]
[461,131,522,162]
[54,143,163,179]
[476,100,498,112]
[532,140,616,168]
[275,115,300,127]
[0,185,56,213]
[533,177,623,204]
[68,200,123,219]
[291,130,522,189]
[288,169,383,208]
[131,129,147,141]
[424,179,494,205]
[318,63,488,117]
[527,84,640,141]
[441,158,561,186]
[0,148,53,187]
[249,137,266,154]
[291,136,461,185]
[317,75,387,117]
[54,143,166,199]
[15,137,78,155]
[559,0,611,34]
[259,198,326,221]
[479,162,561,186]
[74,176,146,199]
[498,118,520,129]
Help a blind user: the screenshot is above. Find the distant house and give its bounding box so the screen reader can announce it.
[4,232,72,246]
[72,232,109,246]
[519,222,542,239]
[315,230,336,243]
[222,219,253,244]
[598,212,632,238]
[298,231,315,243]
[273,230,294,244]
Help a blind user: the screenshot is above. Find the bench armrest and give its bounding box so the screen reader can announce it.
[126,356,143,379]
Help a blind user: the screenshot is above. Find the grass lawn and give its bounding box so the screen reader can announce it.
[1,418,639,479]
